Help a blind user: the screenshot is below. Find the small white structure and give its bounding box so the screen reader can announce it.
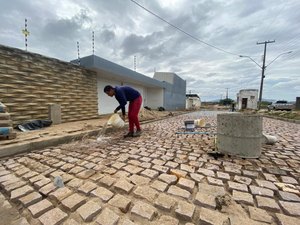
[186,94,201,110]
[237,89,258,110]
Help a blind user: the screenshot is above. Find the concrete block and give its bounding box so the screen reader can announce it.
[48,104,61,125]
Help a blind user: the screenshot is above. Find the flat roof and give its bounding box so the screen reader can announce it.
[71,55,164,88]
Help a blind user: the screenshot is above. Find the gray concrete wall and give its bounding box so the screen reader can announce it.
[296,97,300,110]
[154,72,186,110]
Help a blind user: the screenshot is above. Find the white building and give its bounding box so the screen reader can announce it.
[75,55,186,114]
[186,94,201,110]
[237,89,258,110]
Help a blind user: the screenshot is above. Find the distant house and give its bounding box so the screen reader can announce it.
[186,94,201,110]
[74,55,186,114]
[237,89,258,110]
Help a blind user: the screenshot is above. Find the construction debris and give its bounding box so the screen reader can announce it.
[0,102,16,140]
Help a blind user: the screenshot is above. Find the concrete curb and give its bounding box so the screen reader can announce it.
[0,112,188,158]
[262,115,300,124]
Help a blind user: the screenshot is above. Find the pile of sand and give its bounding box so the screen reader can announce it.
[139,108,167,121]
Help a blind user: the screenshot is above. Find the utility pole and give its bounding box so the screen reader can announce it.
[225,88,229,99]
[257,40,275,109]
[134,55,137,71]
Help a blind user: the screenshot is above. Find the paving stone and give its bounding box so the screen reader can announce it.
[121,219,138,225]
[194,192,216,209]
[152,159,165,165]
[198,183,226,197]
[281,176,298,184]
[151,180,168,192]
[108,194,131,213]
[28,199,54,218]
[256,196,280,212]
[234,175,252,185]
[112,162,126,169]
[38,207,68,225]
[69,166,85,174]
[61,193,86,211]
[275,182,299,194]
[279,201,300,216]
[180,164,195,173]
[130,174,151,185]
[23,171,39,180]
[96,208,119,225]
[153,215,179,225]
[15,167,30,176]
[4,180,26,193]
[170,169,188,178]
[34,178,52,189]
[228,181,248,192]
[249,185,274,197]
[134,186,158,202]
[114,179,134,194]
[263,173,278,182]
[167,185,191,199]
[39,183,57,196]
[275,213,300,225]
[199,207,229,225]
[243,170,259,178]
[49,187,73,202]
[158,174,177,184]
[249,206,273,224]
[13,217,30,225]
[197,168,215,177]
[19,192,42,207]
[232,190,254,205]
[11,185,34,200]
[256,179,278,191]
[76,169,96,179]
[76,199,102,222]
[0,174,16,183]
[152,164,169,173]
[123,165,143,174]
[78,181,98,194]
[189,173,205,182]
[140,169,159,179]
[131,200,157,221]
[154,193,177,211]
[216,171,230,180]
[229,216,269,225]
[165,161,179,169]
[207,177,223,186]
[177,177,195,192]
[90,173,105,182]
[29,175,45,184]
[99,175,117,187]
[114,170,130,178]
[91,187,114,202]
[67,178,84,188]
[278,190,300,202]
[224,166,241,175]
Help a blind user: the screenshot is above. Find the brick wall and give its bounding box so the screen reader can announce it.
[0,45,99,125]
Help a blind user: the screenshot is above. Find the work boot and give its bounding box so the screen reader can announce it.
[133,130,142,137]
[123,132,134,138]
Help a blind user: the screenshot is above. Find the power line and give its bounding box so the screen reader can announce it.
[129,0,240,56]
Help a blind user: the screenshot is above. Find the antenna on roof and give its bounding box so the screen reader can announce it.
[134,55,137,71]
[22,18,30,51]
[77,41,80,65]
[92,31,95,55]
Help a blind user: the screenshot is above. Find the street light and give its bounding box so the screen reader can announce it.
[239,51,292,109]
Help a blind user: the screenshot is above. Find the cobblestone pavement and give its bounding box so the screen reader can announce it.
[0,111,299,225]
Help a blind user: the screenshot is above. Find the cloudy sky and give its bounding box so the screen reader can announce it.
[1,0,299,101]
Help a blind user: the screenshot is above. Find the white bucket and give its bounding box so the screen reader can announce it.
[107,114,125,128]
